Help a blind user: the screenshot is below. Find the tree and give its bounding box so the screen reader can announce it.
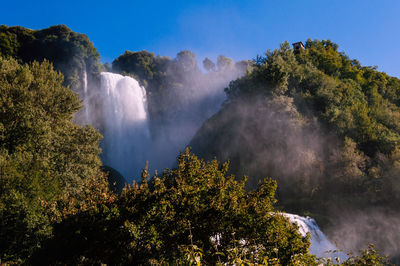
[0,57,103,262]
[217,55,234,72]
[112,50,156,84]
[176,50,198,72]
[203,57,216,72]
[235,59,252,73]
[0,25,102,95]
[31,149,312,265]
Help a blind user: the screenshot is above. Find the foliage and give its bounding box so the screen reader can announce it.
[28,149,387,265]
[189,40,400,255]
[343,245,390,266]
[31,149,313,265]
[0,24,102,94]
[0,57,103,262]
[112,50,158,87]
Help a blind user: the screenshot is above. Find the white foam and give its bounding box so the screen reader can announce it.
[281,213,348,262]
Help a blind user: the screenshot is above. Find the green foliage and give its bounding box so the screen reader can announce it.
[190,39,400,253]
[112,50,159,86]
[0,57,103,262]
[31,149,312,265]
[0,58,102,194]
[28,148,386,265]
[223,40,400,158]
[0,29,21,58]
[0,182,52,262]
[343,245,390,266]
[0,24,102,94]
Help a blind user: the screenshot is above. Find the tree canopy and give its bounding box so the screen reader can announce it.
[0,57,103,262]
[30,149,316,265]
[0,24,102,94]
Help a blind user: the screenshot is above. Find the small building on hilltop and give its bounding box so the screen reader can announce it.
[292,41,305,51]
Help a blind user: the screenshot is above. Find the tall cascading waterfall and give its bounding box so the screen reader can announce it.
[83,70,231,181]
[282,213,348,262]
[88,72,151,180]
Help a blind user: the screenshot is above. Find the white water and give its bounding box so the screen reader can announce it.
[93,72,151,180]
[82,67,89,124]
[282,213,348,262]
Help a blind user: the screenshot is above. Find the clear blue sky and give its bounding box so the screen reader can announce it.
[2,0,400,77]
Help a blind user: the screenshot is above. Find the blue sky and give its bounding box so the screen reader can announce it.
[2,0,400,77]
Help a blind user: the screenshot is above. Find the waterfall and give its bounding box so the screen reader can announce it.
[93,72,151,180]
[84,70,227,181]
[81,66,244,181]
[82,67,90,124]
[282,213,348,262]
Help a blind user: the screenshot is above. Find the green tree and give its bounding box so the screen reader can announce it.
[0,57,103,262]
[31,149,312,265]
[112,50,157,85]
[0,24,102,94]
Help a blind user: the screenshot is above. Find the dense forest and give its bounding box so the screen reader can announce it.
[0,25,398,264]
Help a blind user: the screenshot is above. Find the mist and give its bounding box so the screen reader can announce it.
[328,208,400,260]
[148,58,249,175]
[81,51,249,181]
[190,95,330,190]
[189,92,400,261]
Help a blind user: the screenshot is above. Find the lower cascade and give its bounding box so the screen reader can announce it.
[91,72,151,180]
[282,213,348,262]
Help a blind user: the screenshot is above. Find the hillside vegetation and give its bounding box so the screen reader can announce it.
[189,40,400,256]
[0,57,104,262]
[0,24,102,94]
